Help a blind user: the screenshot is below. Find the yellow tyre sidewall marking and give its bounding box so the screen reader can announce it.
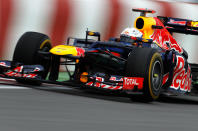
[148,53,161,99]
[40,39,51,49]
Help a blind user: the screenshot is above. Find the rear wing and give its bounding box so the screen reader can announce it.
[158,16,198,35]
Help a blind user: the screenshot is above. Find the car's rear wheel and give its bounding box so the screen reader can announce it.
[13,32,52,85]
[126,48,163,102]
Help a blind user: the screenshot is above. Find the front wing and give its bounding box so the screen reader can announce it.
[0,60,145,93]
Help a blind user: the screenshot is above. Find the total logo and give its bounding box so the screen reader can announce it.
[124,78,139,85]
[123,77,144,90]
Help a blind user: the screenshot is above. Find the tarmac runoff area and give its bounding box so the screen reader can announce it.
[0,79,198,131]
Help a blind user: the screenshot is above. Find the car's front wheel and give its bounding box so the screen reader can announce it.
[13,32,52,85]
[126,48,163,102]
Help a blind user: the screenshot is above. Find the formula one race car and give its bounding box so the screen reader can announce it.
[0,8,198,102]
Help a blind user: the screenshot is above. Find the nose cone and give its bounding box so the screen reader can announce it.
[50,45,78,56]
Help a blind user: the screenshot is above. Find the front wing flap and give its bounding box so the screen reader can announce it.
[0,60,44,79]
[84,74,144,91]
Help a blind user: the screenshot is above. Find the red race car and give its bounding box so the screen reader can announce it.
[0,8,198,102]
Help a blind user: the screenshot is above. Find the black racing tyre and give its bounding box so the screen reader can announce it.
[13,32,52,85]
[126,48,163,102]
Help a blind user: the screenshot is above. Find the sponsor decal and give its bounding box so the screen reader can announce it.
[95,77,104,87]
[0,62,6,67]
[168,19,186,25]
[0,61,11,67]
[13,66,23,72]
[151,18,183,54]
[86,76,144,90]
[23,74,37,78]
[76,47,85,57]
[86,76,123,90]
[123,77,144,90]
[5,71,37,78]
[5,66,37,78]
[33,67,41,72]
[162,56,191,92]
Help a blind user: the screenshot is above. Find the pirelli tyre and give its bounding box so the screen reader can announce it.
[126,48,163,102]
[13,32,52,85]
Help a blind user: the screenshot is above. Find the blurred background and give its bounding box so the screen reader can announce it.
[1,0,198,63]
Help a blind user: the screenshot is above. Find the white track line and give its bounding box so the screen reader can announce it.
[0,86,29,89]
[0,78,16,81]
[0,78,75,90]
[0,78,29,89]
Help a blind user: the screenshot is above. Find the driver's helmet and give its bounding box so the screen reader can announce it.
[120,27,143,43]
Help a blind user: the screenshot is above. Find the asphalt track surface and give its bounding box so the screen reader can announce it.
[0,79,198,131]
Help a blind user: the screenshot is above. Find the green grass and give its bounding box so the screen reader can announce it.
[46,72,73,82]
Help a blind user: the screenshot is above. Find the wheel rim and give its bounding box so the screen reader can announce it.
[151,60,162,92]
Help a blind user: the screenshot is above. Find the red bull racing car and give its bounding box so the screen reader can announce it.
[0,8,198,102]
